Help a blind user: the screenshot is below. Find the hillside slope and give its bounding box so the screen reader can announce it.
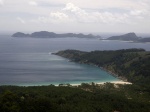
[54,49,150,86]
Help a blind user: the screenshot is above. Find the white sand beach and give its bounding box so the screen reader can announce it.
[67,80,132,87]
[109,80,132,84]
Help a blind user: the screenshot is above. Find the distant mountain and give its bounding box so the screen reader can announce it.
[12,31,101,38]
[106,32,140,41]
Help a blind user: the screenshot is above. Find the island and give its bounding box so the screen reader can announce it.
[12,31,101,38]
[101,32,150,42]
[106,32,141,41]
[138,37,150,42]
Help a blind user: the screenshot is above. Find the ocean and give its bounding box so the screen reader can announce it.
[0,35,150,86]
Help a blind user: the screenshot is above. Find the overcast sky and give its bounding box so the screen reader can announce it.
[0,0,150,33]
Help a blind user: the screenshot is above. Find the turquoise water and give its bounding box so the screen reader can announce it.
[0,35,149,86]
[0,52,118,86]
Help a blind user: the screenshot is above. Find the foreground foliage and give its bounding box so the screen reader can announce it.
[0,83,150,112]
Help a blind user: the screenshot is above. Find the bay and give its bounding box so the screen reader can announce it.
[0,35,150,86]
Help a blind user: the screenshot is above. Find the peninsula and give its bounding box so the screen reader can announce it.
[53,48,150,85]
[12,31,101,38]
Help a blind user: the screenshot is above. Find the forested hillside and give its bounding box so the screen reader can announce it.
[54,49,150,87]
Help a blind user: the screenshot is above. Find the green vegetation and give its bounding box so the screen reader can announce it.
[0,83,150,112]
[1,48,150,112]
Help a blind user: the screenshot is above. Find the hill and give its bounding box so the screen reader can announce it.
[12,31,101,38]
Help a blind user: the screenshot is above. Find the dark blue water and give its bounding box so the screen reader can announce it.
[0,35,150,86]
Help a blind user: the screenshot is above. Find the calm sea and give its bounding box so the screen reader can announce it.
[0,35,150,86]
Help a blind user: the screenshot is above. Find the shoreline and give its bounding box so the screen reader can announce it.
[58,80,132,87]
[0,79,132,87]
[99,67,128,82]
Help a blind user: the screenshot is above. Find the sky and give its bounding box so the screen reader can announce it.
[0,0,150,33]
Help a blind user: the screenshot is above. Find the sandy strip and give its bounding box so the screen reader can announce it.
[109,81,132,84]
[69,80,132,86]
[97,81,132,85]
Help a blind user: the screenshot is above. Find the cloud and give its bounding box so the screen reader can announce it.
[130,9,149,17]
[61,3,130,24]
[1,0,149,33]
[63,3,88,17]
[17,17,26,24]
[63,3,82,12]
[30,2,148,25]
[62,3,90,22]
[50,12,72,23]
[28,2,150,26]
[0,0,4,6]
[29,1,38,6]
[62,2,150,24]
[36,12,70,24]
[50,12,68,19]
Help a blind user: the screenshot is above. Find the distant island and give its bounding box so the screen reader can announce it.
[107,32,141,41]
[101,32,150,42]
[12,31,150,42]
[12,31,101,38]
